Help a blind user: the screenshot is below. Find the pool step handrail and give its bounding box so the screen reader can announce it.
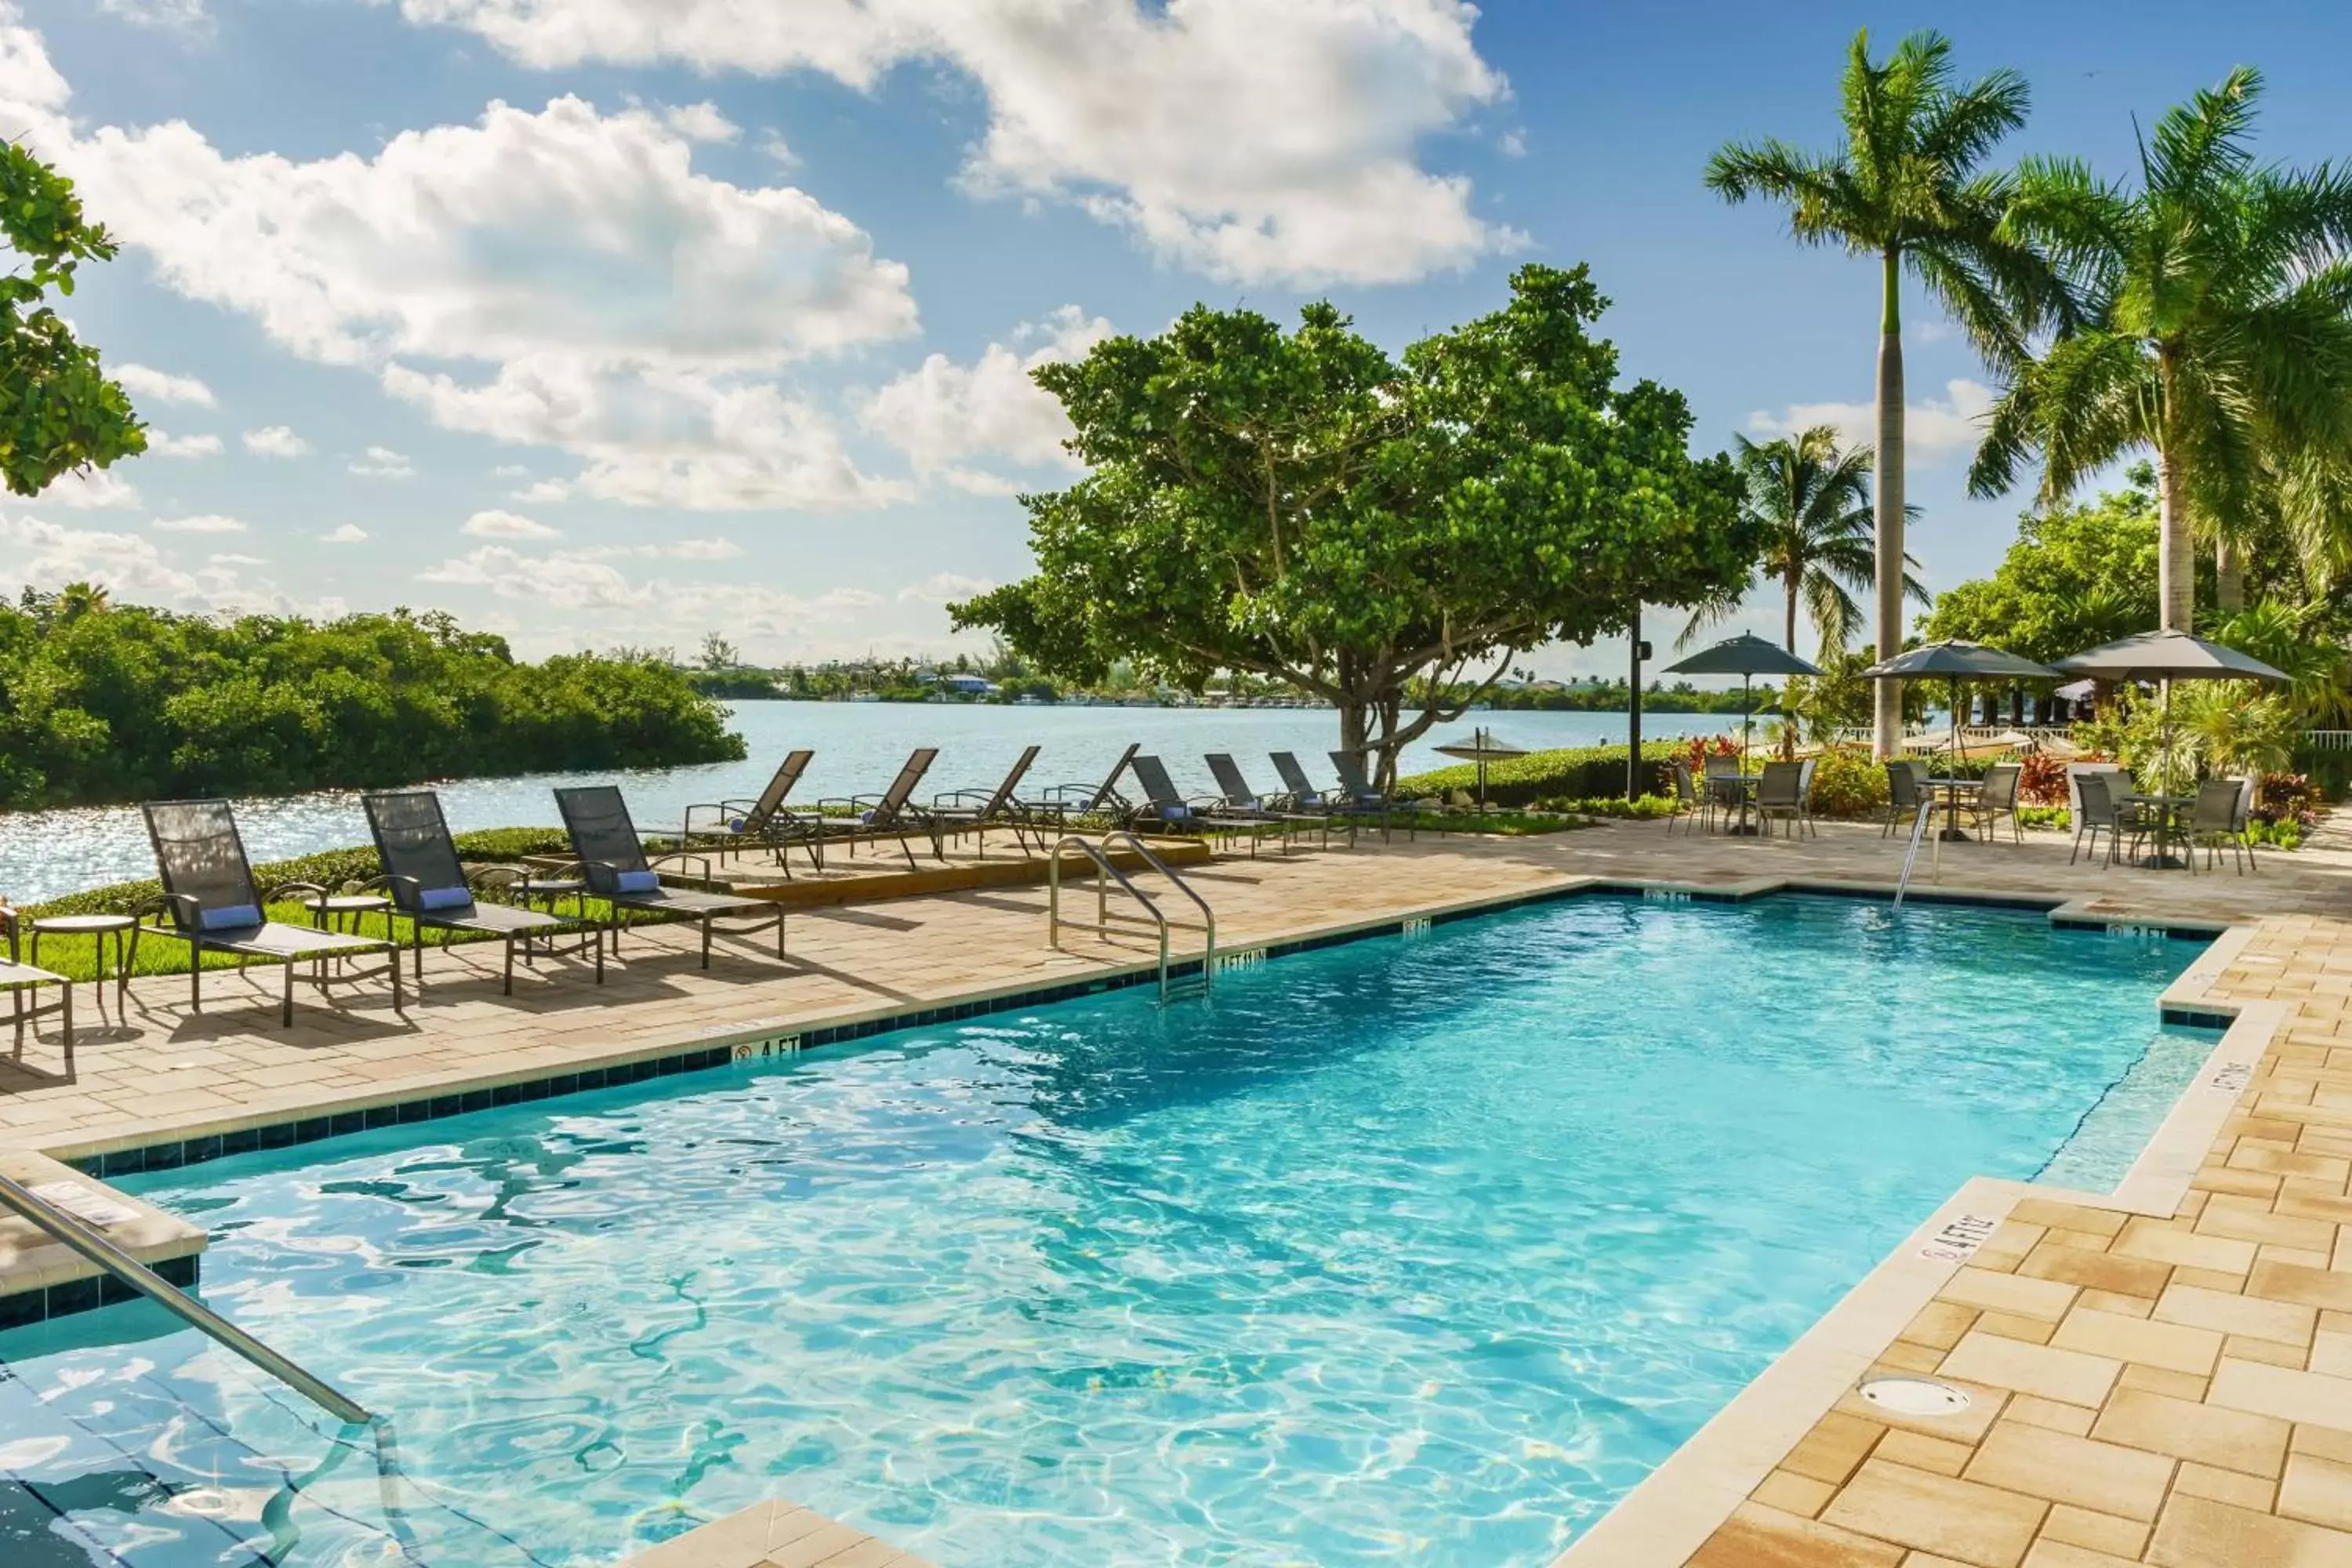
[1047,834,1215,1003]
[1097,830,1216,991]
[0,1170,372,1425]
[1893,796,1936,909]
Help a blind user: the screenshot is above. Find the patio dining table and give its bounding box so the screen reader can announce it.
[1707,773,1759,837]
[2120,792,2194,871]
[1926,777,1981,844]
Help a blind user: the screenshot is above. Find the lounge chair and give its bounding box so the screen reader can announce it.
[811,749,944,870]
[1327,751,1414,842]
[1205,753,1331,848]
[1129,755,1283,853]
[931,745,1044,858]
[677,749,822,873]
[1270,750,1371,846]
[1019,742,1140,828]
[0,902,71,1072]
[363,789,598,993]
[131,800,402,1026]
[554,787,787,967]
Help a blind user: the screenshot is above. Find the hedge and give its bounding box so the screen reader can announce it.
[1397,742,1685,808]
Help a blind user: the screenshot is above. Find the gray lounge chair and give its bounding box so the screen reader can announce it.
[931,745,1043,857]
[1206,753,1330,848]
[554,787,786,967]
[363,790,597,993]
[132,800,402,1027]
[1,902,71,1073]
[677,749,822,873]
[1020,742,1139,828]
[1327,751,1414,842]
[1129,755,1279,854]
[811,748,945,870]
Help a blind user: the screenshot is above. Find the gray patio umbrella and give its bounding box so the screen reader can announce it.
[1662,633,1822,769]
[1433,727,1529,814]
[1864,641,2060,840]
[2051,630,2288,837]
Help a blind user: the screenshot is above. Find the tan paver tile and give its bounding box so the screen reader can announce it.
[2197,1204,2341,1252]
[2038,1502,2148,1559]
[1752,1468,1839,1519]
[2171,1458,2274,1509]
[2251,1258,2352,1312]
[2145,1490,2352,1566]
[2154,1281,2317,1346]
[1782,1412,1887,1488]
[2004,1396,2096,1437]
[2017,1242,2170,1299]
[2089,1387,2290,1477]
[2207,1357,2352,1433]
[1938,1333,2120,1410]
[2279,1452,2352,1532]
[2050,1305,2222,1377]
[1875,1430,1975,1479]
[1818,1460,2047,1568]
[1902,1301,1980,1352]
[2112,1219,2259,1276]
[2019,1542,2140,1568]
[1961,1421,2174,1523]
[1687,1501,1904,1567]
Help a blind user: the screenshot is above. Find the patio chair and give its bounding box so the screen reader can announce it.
[931,745,1044,857]
[1795,757,1820,838]
[132,800,402,1027]
[1967,762,2024,844]
[810,749,945,870]
[554,786,787,968]
[1882,761,1926,837]
[1206,753,1332,848]
[677,749,822,873]
[1018,742,1140,829]
[0,902,71,1073]
[2231,774,2262,875]
[363,789,599,993]
[2186,778,2249,875]
[1664,760,1708,835]
[1327,750,1415,842]
[1129,755,1283,853]
[2068,773,2142,868]
[1754,760,1806,838]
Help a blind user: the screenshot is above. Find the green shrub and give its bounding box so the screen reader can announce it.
[1806,746,1889,818]
[1396,742,1686,808]
[1534,794,1680,820]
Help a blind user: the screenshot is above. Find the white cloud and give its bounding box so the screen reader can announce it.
[661,101,737,143]
[1746,379,1995,463]
[463,507,561,540]
[391,0,1514,286]
[349,445,415,477]
[38,467,140,509]
[147,430,223,458]
[510,477,571,502]
[898,572,993,604]
[113,361,215,406]
[206,552,266,565]
[0,13,920,510]
[95,0,207,29]
[491,463,533,478]
[152,513,247,533]
[571,536,744,561]
[864,305,1108,483]
[321,523,368,543]
[242,425,310,457]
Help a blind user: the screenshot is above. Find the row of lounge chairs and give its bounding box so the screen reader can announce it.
[5,746,1417,1041]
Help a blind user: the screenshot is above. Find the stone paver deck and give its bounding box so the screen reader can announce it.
[5,813,2351,1565]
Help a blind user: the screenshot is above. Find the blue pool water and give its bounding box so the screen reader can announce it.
[0,895,2209,1566]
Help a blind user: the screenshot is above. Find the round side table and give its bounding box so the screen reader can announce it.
[30,913,136,1020]
[307,894,393,975]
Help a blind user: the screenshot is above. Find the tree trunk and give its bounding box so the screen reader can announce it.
[1784,572,1799,654]
[1873,248,1905,761]
[2157,441,2192,631]
[2215,535,2243,615]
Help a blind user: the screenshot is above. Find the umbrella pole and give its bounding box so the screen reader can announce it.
[1741,674,1752,773]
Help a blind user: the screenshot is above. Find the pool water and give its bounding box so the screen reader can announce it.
[0,895,2209,1566]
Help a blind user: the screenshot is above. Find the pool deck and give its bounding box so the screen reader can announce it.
[4,814,2351,1566]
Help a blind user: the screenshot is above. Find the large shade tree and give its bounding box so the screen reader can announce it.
[1678,425,1929,658]
[1706,28,2060,758]
[0,143,143,495]
[1970,68,2352,629]
[952,264,1753,787]
[1923,474,2176,663]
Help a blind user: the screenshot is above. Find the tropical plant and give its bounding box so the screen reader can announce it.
[1707,27,2060,756]
[1971,68,2352,629]
[1924,476,2171,662]
[2205,601,2352,727]
[1679,425,1929,658]
[2176,682,2300,779]
[953,265,1753,787]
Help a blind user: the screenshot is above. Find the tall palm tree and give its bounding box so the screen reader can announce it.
[54,581,110,622]
[1707,29,2060,758]
[1679,426,1930,658]
[1971,69,2352,630]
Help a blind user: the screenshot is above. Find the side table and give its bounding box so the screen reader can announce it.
[30,913,136,1022]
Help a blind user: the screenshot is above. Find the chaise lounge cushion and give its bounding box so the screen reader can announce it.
[417,885,474,912]
[199,902,262,931]
[614,869,661,895]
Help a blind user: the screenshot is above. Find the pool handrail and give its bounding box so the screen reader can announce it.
[0,1169,372,1425]
[1098,830,1217,976]
[1893,795,1936,908]
[1047,834,1215,1002]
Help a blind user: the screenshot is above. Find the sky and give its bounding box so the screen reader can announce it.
[6,0,2350,677]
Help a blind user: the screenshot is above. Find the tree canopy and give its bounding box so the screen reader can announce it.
[0,597,744,809]
[1921,474,2180,662]
[0,143,143,495]
[951,264,1751,783]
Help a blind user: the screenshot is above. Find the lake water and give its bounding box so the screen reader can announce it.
[0,705,1736,902]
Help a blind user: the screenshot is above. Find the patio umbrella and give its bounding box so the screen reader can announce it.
[1662,633,1821,770]
[1864,642,2060,841]
[2051,629,2288,834]
[1432,727,1529,814]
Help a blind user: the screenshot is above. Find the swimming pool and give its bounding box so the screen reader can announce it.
[0,893,2212,1566]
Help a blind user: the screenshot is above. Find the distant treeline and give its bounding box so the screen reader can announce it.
[1427,679,1774,714]
[0,592,745,811]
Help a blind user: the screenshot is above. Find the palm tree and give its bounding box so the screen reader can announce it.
[1707,29,2059,758]
[53,581,109,622]
[1971,69,2352,630]
[1679,426,1930,658]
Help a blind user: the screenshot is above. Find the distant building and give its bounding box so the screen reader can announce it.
[942,673,997,696]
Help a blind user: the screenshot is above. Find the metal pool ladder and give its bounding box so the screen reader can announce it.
[0,1170,371,1424]
[1048,833,1218,1003]
[1893,796,1937,909]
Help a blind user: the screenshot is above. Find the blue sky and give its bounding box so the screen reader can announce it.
[9,0,2349,675]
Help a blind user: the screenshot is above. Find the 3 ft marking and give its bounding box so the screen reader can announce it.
[1217,947,1267,973]
[1401,916,1432,938]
